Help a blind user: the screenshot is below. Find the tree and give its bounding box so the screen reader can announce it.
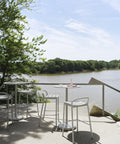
[0,0,47,86]
[118,63,120,69]
[47,60,56,73]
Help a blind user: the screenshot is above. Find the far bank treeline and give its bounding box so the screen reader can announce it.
[29,58,120,74]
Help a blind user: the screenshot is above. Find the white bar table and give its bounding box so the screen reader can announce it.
[55,84,80,130]
[4,81,29,120]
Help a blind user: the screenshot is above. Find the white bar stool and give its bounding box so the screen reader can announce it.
[40,90,59,126]
[62,97,93,144]
[0,92,13,127]
[18,89,39,117]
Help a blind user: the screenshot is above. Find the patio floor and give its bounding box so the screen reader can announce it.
[0,103,120,144]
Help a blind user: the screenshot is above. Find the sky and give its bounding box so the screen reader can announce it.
[23,0,120,61]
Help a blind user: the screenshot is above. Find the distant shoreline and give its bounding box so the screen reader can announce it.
[32,68,120,76]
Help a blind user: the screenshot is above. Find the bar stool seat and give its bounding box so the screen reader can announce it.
[62,97,93,144]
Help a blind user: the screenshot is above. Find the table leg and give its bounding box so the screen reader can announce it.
[15,84,17,118]
[9,84,23,121]
[58,87,76,131]
[65,88,68,124]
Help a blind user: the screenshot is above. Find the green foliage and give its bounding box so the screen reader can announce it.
[0,0,47,85]
[118,63,120,69]
[27,58,120,74]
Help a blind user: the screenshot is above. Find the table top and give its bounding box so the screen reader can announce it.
[55,84,80,88]
[18,89,34,93]
[4,81,30,85]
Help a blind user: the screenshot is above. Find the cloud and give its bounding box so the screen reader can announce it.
[102,0,120,13]
[65,21,90,34]
[25,18,78,59]
[73,9,92,16]
[65,19,114,48]
[25,18,120,61]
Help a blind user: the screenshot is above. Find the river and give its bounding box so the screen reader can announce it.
[30,70,120,113]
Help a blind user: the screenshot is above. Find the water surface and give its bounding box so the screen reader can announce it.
[31,70,120,113]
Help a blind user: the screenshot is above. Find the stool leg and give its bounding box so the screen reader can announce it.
[6,99,9,128]
[57,97,59,122]
[71,106,74,144]
[36,95,39,116]
[41,97,45,118]
[62,103,65,136]
[18,93,21,114]
[26,94,28,117]
[11,96,13,123]
[76,107,78,132]
[55,98,57,126]
[87,104,93,137]
[43,99,47,120]
[39,101,45,127]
